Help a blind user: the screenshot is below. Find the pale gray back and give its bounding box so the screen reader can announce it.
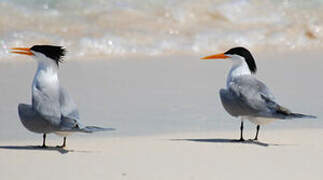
[220,75,289,119]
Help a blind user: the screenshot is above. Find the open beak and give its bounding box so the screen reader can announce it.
[201,53,229,60]
[10,47,34,56]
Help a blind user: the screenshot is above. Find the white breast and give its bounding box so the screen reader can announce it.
[226,55,252,87]
[32,65,59,91]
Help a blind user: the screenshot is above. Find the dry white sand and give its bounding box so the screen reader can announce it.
[0,51,322,179]
[1,129,323,180]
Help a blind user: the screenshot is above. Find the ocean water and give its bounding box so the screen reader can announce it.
[1,0,323,58]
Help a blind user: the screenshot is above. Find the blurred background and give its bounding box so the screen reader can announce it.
[1,0,323,141]
[1,0,323,59]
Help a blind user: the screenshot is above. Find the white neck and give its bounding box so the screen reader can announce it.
[32,56,59,91]
[226,56,252,87]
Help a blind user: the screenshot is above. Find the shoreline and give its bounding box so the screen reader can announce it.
[0,51,321,141]
[0,51,322,179]
[2,48,323,62]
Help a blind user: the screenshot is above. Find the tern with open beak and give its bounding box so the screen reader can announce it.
[11,45,115,148]
[201,47,316,141]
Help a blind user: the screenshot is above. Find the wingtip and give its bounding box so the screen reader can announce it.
[306,115,317,119]
[290,113,317,119]
[82,126,116,133]
[300,114,317,119]
[102,127,116,131]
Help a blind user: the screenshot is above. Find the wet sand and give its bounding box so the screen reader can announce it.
[0,51,322,179]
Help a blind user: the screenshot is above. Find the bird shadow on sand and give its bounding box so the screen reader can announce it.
[0,145,92,154]
[171,138,282,147]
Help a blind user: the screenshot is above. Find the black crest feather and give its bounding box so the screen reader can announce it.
[224,47,257,73]
[30,45,65,65]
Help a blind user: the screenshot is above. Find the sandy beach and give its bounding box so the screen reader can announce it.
[0,51,322,179]
[1,1,323,179]
[1,129,323,180]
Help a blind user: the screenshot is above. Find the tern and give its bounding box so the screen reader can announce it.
[201,47,316,141]
[11,45,115,148]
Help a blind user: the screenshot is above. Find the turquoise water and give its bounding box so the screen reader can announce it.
[1,0,323,58]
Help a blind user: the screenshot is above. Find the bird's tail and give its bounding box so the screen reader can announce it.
[59,126,116,133]
[286,113,317,119]
[276,105,317,119]
[79,126,116,133]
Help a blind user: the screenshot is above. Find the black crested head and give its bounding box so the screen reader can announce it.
[30,45,65,66]
[224,47,257,73]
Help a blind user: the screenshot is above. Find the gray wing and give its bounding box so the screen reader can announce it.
[18,103,57,133]
[32,86,61,126]
[58,87,80,129]
[222,75,281,118]
[59,87,80,121]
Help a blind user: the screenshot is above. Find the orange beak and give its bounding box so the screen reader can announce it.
[201,53,229,60]
[10,47,34,56]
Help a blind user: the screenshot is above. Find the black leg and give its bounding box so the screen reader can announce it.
[239,121,245,141]
[41,134,47,148]
[57,137,66,148]
[62,137,66,147]
[254,125,260,140]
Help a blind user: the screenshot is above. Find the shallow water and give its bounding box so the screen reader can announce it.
[1,0,323,59]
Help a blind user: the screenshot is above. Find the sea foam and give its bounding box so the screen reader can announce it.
[1,0,323,59]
